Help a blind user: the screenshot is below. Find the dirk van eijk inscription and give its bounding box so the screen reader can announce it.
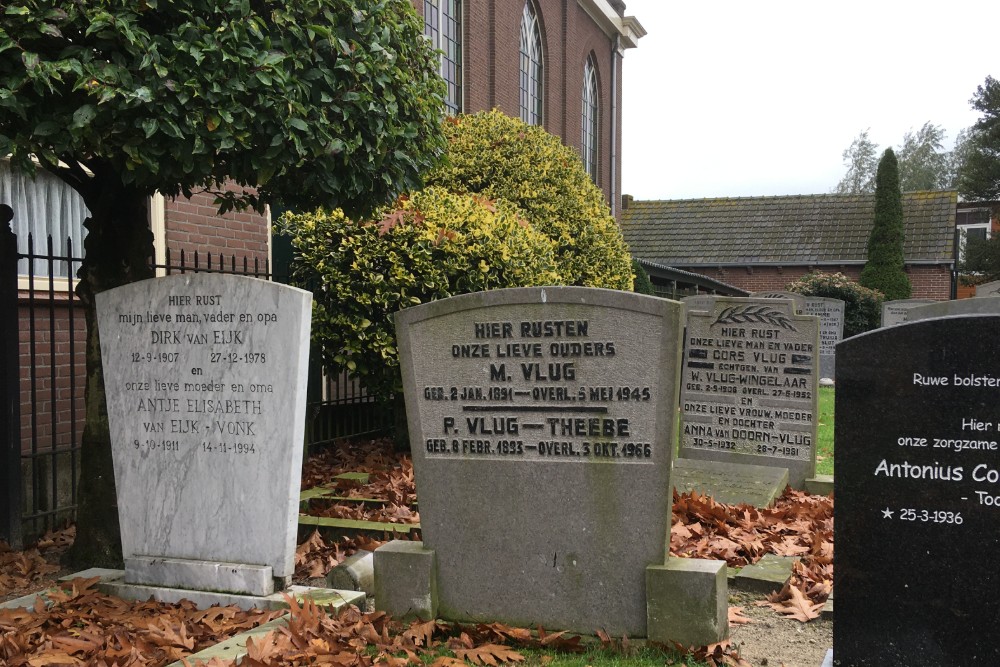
[97,274,311,588]
[394,287,682,636]
[679,299,819,487]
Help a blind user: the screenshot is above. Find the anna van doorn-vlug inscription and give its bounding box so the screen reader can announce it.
[393,287,683,636]
[97,273,311,594]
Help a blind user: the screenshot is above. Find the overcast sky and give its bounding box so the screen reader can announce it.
[620,0,998,201]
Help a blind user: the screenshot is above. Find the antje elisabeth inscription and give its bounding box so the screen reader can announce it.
[97,274,311,596]
[392,287,683,636]
[836,316,1000,666]
[679,298,819,487]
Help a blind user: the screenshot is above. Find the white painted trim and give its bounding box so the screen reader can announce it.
[575,0,646,48]
[150,192,167,277]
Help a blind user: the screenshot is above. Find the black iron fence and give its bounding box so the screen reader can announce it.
[0,213,390,549]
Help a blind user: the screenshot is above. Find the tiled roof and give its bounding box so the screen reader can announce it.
[620,191,957,266]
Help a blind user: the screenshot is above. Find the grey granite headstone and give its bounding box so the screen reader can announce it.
[671,458,788,507]
[907,296,1000,322]
[974,279,1000,298]
[679,298,819,487]
[802,297,845,379]
[97,274,311,595]
[681,294,719,314]
[394,287,683,636]
[749,291,806,313]
[881,298,935,327]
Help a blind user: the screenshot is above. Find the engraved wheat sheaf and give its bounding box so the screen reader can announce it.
[711,305,798,331]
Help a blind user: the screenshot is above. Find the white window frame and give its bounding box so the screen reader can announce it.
[519,1,543,126]
[424,0,463,115]
[581,55,599,182]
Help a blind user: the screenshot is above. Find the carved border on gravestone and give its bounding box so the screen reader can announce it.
[97,274,311,590]
[749,291,806,313]
[394,286,683,636]
[679,298,819,487]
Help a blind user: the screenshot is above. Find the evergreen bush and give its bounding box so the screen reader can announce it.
[787,272,884,337]
[860,149,912,300]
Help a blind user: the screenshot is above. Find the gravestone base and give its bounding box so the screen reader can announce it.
[373,540,437,622]
[804,475,833,496]
[646,558,728,647]
[326,550,374,595]
[97,570,365,612]
[672,458,788,507]
[733,554,797,594]
[125,556,274,596]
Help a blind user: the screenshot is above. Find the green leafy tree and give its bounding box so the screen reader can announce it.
[961,226,1000,282]
[279,187,563,403]
[425,110,634,289]
[0,0,446,566]
[835,129,879,194]
[958,76,1000,201]
[631,259,655,295]
[897,122,950,191]
[860,149,912,300]
[786,272,883,337]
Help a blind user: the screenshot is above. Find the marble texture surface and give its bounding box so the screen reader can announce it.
[96,274,311,583]
[125,556,273,596]
[394,287,683,636]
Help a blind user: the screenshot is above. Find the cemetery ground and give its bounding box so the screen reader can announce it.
[1,394,836,667]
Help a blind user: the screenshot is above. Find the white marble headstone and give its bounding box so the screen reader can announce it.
[802,297,844,379]
[97,274,311,594]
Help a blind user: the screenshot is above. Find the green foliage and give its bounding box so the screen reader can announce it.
[425,110,634,289]
[959,75,1000,201]
[0,0,446,218]
[860,149,912,300]
[631,259,655,295]
[279,187,563,401]
[962,228,1000,282]
[786,272,884,338]
[897,122,949,191]
[835,129,879,194]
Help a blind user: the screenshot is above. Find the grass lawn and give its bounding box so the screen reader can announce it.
[816,386,834,476]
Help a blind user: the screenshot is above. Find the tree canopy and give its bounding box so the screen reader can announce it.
[836,123,955,194]
[958,75,1000,201]
[835,129,879,194]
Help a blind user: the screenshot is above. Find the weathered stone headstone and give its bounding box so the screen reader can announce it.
[681,294,719,314]
[671,458,788,507]
[391,287,683,636]
[802,297,845,379]
[96,274,311,596]
[906,296,1000,322]
[974,279,1000,298]
[836,315,1000,666]
[679,298,819,487]
[880,298,934,327]
[749,291,806,313]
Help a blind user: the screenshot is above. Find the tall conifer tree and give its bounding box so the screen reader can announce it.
[860,149,912,300]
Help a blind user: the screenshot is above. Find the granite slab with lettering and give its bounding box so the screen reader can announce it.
[749,291,805,313]
[394,287,683,636]
[880,298,934,327]
[671,458,788,507]
[681,295,719,314]
[905,296,1000,322]
[679,298,818,487]
[802,297,844,379]
[97,274,311,589]
[836,315,1000,666]
[974,279,1000,298]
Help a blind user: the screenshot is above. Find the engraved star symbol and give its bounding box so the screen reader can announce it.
[882,507,894,519]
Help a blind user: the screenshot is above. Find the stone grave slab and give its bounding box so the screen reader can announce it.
[96,273,311,594]
[732,553,796,594]
[671,458,788,507]
[679,298,819,487]
[681,294,719,314]
[802,297,844,379]
[880,298,934,327]
[836,315,1000,665]
[749,291,806,312]
[393,287,683,636]
[974,279,1000,298]
[905,296,1000,322]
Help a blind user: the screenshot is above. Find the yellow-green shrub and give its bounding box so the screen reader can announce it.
[426,110,634,289]
[278,187,563,400]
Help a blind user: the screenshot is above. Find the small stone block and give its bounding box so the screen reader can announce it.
[126,556,273,596]
[165,615,290,667]
[805,475,834,496]
[672,458,789,507]
[733,554,797,594]
[59,568,125,583]
[327,550,374,594]
[822,597,833,619]
[647,558,728,647]
[821,648,833,667]
[374,540,437,621]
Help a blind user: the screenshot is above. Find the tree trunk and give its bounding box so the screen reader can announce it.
[64,181,154,568]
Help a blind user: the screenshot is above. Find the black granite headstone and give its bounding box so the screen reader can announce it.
[835,315,1000,666]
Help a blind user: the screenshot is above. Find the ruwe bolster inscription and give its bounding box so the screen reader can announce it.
[97,274,311,581]
[395,287,682,636]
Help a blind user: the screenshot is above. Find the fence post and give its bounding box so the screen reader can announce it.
[0,204,23,549]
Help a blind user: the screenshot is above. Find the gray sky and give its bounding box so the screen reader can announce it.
[620,0,998,201]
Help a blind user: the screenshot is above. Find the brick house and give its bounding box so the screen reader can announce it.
[2,1,645,544]
[620,191,958,300]
[955,201,999,298]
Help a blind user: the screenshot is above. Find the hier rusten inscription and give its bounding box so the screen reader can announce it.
[97,274,311,592]
[394,287,683,635]
[679,299,819,487]
[836,316,1000,666]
